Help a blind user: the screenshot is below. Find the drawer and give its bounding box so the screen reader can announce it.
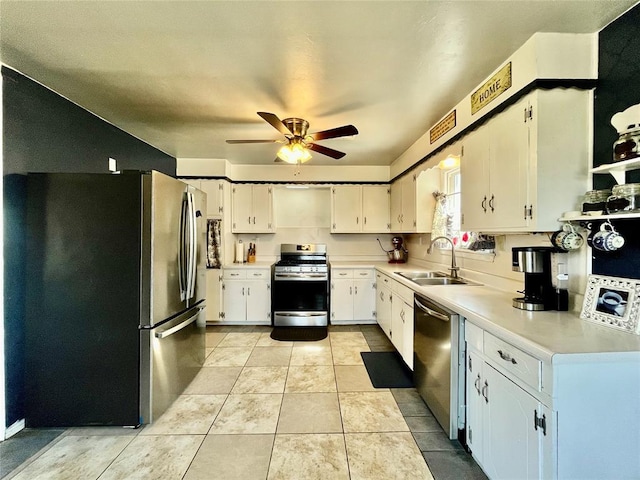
[332,269,353,279]
[353,269,373,279]
[484,332,541,390]
[245,269,269,279]
[376,272,393,287]
[465,321,483,352]
[392,280,414,305]
[223,269,246,279]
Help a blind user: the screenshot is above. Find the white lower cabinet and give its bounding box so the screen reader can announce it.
[465,323,552,480]
[331,268,376,323]
[375,272,392,337]
[205,269,222,323]
[221,267,271,323]
[374,270,414,369]
[390,294,413,369]
[481,364,543,480]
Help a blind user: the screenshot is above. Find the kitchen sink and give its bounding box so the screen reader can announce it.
[394,271,448,280]
[394,271,481,286]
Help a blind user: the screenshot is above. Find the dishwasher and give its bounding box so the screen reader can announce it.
[414,293,466,441]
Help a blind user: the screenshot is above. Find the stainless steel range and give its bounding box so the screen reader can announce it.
[272,244,330,327]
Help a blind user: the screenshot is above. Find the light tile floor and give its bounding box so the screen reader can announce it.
[2,325,487,480]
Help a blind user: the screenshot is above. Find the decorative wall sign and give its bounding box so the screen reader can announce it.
[580,274,640,335]
[471,62,512,115]
[430,110,456,144]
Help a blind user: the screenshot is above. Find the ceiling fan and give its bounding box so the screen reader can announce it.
[226,112,358,164]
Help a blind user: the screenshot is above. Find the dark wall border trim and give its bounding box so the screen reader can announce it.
[178,177,390,186]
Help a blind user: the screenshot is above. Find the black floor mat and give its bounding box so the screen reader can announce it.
[361,351,414,388]
[270,326,328,342]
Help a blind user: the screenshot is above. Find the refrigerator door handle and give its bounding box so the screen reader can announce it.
[186,190,197,300]
[154,307,203,339]
[178,193,188,301]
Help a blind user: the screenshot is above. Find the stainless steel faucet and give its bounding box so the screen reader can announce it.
[427,236,459,278]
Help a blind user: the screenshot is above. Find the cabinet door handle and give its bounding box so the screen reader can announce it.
[356,216,359,224]
[481,195,487,213]
[481,380,489,403]
[247,287,250,296]
[380,292,384,300]
[475,374,481,395]
[364,217,367,225]
[242,287,245,296]
[497,349,518,364]
[253,216,256,224]
[523,205,527,220]
[350,286,353,295]
[489,194,495,212]
[248,216,251,224]
[354,286,358,295]
[534,410,547,435]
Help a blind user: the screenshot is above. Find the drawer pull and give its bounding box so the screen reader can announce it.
[497,349,518,364]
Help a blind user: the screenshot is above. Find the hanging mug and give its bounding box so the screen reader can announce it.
[551,223,584,251]
[591,222,625,252]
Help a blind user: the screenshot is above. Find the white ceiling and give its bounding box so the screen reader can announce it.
[1,1,637,166]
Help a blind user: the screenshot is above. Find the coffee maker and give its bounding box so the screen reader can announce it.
[512,246,559,311]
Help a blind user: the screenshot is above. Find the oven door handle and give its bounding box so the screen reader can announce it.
[275,312,327,317]
[275,273,328,279]
[415,298,450,322]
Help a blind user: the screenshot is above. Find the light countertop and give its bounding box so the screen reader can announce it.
[332,261,640,363]
[222,262,274,267]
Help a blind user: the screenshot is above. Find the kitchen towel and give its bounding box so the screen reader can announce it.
[206,219,221,268]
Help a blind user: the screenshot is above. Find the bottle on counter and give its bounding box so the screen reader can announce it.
[555,262,569,311]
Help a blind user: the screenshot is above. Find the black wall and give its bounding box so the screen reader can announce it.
[3,66,176,426]
[592,4,640,279]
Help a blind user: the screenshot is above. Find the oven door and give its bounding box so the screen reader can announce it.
[272,274,329,327]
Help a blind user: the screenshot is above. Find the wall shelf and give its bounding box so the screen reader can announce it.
[558,212,640,222]
[590,157,640,184]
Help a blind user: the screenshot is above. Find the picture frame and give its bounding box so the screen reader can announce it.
[580,274,640,335]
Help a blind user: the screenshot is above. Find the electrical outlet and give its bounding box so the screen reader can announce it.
[108,157,117,172]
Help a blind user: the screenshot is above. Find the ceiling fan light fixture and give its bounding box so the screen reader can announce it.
[277,141,312,164]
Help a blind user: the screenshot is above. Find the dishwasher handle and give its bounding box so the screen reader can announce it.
[415,298,450,322]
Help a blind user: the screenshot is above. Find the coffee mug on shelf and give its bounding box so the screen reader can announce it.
[551,223,584,251]
[591,221,625,252]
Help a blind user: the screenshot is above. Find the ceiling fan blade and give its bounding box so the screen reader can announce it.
[309,125,358,141]
[308,143,346,159]
[257,112,293,136]
[226,139,279,144]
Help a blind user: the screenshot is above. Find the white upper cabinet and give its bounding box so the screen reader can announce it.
[390,168,441,233]
[231,184,274,233]
[461,88,590,232]
[199,179,227,217]
[331,185,390,233]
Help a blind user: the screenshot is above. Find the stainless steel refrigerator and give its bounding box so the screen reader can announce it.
[24,170,206,426]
